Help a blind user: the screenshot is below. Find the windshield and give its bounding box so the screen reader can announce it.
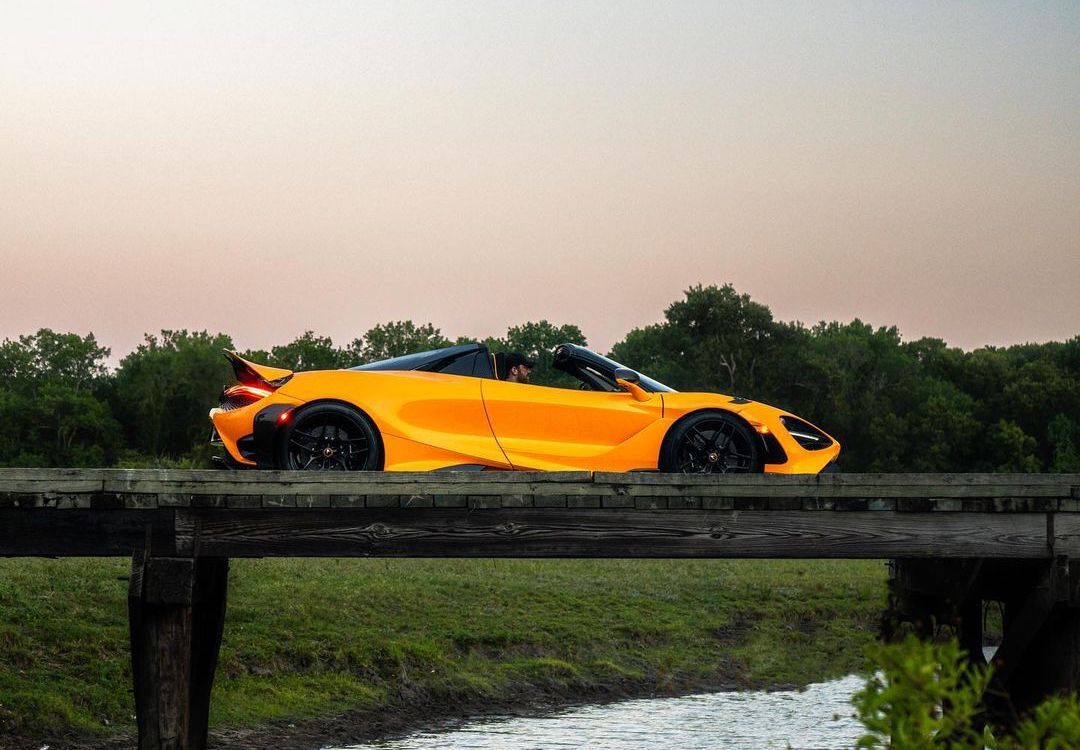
[551,344,676,393]
[592,352,675,393]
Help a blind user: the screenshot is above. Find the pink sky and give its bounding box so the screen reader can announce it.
[2,2,1078,358]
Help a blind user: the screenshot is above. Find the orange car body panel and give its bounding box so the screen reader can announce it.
[277,370,513,470]
[661,393,840,474]
[481,379,666,471]
[210,352,840,473]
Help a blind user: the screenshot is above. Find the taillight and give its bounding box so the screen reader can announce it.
[218,384,274,411]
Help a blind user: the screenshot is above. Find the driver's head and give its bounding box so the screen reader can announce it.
[503,352,536,383]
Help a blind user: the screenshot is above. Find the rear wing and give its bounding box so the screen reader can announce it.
[222,350,293,388]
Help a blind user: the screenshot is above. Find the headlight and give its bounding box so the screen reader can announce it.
[779,416,833,450]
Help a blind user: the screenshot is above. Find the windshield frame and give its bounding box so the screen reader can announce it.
[553,344,675,393]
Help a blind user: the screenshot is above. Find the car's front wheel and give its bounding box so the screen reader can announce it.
[659,411,762,474]
[275,403,382,471]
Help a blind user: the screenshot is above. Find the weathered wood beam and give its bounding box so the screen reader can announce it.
[2,469,1077,501]
[0,509,178,556]
[0,507,1062,559]
[128,553,229,750]
[188,558,229,750]
[129,555,196,750]
[178,508,1054,559]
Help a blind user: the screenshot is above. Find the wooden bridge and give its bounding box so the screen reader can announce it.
[3,469,1080,748]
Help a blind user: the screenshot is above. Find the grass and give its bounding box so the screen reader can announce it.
[0,558,887,741]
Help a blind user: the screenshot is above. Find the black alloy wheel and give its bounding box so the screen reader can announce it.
[660,411,762,474]
[276,403,381,471]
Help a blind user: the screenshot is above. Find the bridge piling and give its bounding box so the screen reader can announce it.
[128,552,229,750]
[889,556,1080,726]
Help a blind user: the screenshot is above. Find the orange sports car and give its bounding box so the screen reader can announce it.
[209,343,839,474]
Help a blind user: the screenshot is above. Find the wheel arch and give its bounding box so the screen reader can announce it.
[273,398,385,471]
[658,407,765,473]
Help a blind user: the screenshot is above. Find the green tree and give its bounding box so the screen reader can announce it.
[608,323,672,382]
[1048,414,1080,472]
[781,321,916,471]
[113,330,234,460]
[610,285,797,397]
[855,636,1080,748]
[0,330,119,466]
[665,284,783,394]
[268,331,345,371]
[346,321,451,364]
[986,419,1041,472]
[493,320,587,387]
[855,636,991,748]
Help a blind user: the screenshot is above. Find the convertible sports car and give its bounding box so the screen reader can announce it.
[209,343,840,474]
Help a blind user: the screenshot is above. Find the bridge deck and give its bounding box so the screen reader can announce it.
[5,469,1080,747]
[3,469,1079,559]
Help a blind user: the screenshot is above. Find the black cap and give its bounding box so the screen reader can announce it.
[503,352,536,370]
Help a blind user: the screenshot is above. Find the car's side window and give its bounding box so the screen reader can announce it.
[557,364,617,392]
[434,352,480,377]
[428,351,497,379]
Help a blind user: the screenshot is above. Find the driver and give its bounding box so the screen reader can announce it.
[502,352,536,383]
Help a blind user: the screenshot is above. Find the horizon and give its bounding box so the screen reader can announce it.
[6,279,1077,368]
[3,2,1078,359]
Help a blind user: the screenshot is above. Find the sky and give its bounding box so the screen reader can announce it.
[2,1,1078,359]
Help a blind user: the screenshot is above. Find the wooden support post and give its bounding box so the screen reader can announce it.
[991,558,1080,721]
[885,559,983,642]
[129,553,229,750]
[189,557,230,748]
[1003,606,1080,717]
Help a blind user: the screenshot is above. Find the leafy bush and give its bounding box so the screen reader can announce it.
[854,636,1080,748]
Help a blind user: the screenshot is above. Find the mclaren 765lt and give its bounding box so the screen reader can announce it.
[209,343,840,474]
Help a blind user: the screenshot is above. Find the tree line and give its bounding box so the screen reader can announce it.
[0,284,1076,472]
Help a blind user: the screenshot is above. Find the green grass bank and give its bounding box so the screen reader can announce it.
[1,558,887,748]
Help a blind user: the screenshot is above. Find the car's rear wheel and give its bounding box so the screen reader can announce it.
[275,403,382,471]
[659,411,762,474]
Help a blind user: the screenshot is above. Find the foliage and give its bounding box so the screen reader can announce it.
[854,636,1080,749]
[111,330,234,458]
[0,283,1076,469]
[347,321,452,364]
[487,320,588,387]
[0,330,120,466]
[611,286,1078,473]
[268,331,346,371]
[854,637,992,748]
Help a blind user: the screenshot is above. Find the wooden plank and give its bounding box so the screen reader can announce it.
[174,508,1052,559]
[1053,514,1080,557]
[102,479,598,497]
[594,472,1080,486]
[116,481,1080,500]
[0,509,179,557]
[2,467,1077,486]
[97,469,593,495]
[593,482,1074,498]
[1,470,1075,502]
[0,478,104,493]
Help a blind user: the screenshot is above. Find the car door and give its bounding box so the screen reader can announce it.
[480,379,664,470]
[285,369,513,470]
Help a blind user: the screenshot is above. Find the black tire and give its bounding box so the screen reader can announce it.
[658,410,762,474]
[275,403,382,471]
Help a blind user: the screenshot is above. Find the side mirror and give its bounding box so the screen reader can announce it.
[614,368,652,402]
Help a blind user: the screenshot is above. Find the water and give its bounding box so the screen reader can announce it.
[328,674,867,750]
